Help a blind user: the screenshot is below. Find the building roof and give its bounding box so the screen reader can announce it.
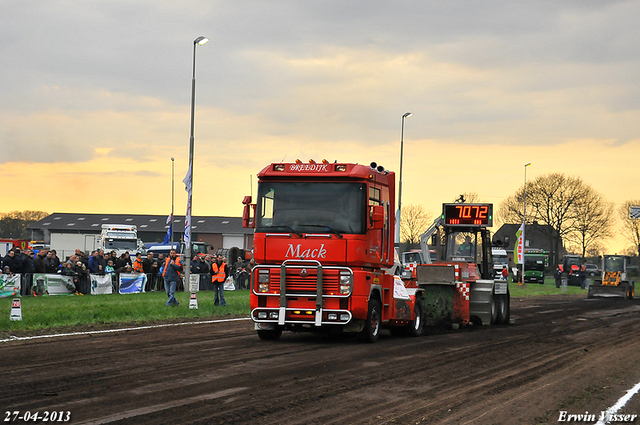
[27,213,252,235]
[493,223,560,252]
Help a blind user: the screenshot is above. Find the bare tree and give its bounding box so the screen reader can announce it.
[498,173,592,265]
[585,240,607,258]
[400,204,432,245]
[619,200,640,258]
[565,188,614,258]
[0,210,49,239]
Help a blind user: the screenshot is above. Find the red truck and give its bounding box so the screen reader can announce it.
[242,160,423,342]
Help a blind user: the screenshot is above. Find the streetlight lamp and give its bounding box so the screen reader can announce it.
[521,162,531,285]
[396,112,413,248]
[183,35,209,293]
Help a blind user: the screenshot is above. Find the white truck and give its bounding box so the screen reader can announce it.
[97,224,145,257]
[492,247,508,280]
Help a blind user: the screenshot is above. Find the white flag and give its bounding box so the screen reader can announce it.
[182,166,192,194]
[183,162,193,246]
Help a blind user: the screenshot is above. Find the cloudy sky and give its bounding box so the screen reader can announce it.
[2,1,639,251]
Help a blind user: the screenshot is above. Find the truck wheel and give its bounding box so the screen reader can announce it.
[496,293,510,324]
[257,329,282,341]
[408,298,424,337]
[627,283,634,300]
[359,299,381,343]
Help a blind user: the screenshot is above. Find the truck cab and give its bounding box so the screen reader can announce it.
[244,161,422,342]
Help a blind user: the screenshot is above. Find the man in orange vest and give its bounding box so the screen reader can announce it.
[211,254,228,306]
[163,249,183,306]
[133,253,144,274]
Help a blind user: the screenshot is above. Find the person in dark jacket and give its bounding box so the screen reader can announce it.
[45,251,58,273]
[34,250,48,273]
[142,253,159,292]
[554,266,562,288]
[2,250,23,273]
[22,250,35,273]
[88,250,101,274]
[163,249,183,306]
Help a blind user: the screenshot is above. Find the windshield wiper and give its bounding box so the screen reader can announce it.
[267,225,303,237]
[302,225,344,238]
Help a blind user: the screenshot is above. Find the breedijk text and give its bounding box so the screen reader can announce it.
[285,244,327,259]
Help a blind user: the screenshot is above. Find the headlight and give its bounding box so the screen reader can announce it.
[327,313,338,320]
[340,313,350,321]
[269,311,279,319]
[258,270,270,292]
[339,271,352,295]
[258,270,270,283]
[257,311,268,319]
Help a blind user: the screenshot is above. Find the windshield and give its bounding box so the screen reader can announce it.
[104,239,137,250]
[525,255,545,271]
[446,231,476,261]
[493,254,508,266]
[256,182,366,234]
[604,256,624,273]
[404,252,423,263]
[192,243,208,256]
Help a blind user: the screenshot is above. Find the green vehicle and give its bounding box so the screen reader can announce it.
[513,249,546,284]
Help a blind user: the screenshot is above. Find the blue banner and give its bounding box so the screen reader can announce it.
[119,273,147,294]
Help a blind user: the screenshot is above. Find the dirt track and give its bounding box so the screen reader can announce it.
[3,294,640,425]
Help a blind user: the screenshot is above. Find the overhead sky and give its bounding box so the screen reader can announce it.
[2,1,639,252]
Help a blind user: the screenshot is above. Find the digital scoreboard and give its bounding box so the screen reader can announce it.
[442,203,493,227]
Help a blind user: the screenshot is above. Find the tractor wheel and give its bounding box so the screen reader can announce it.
[490,293,499,325]
[496,292,510,324]
[627,283,635,300]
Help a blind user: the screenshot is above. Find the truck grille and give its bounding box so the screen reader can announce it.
[272,269,341,294]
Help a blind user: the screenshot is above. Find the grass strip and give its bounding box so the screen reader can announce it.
[0,290,249,335]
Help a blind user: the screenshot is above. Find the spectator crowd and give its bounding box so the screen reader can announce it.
[1,246,255,297]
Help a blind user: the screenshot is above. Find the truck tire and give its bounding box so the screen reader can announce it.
[496,293,510,324]
[257,328,282,341]
[408,298,424,337]
[359,299,381,343]
[627,283,634,300]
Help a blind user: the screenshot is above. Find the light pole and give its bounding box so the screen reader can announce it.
[521,162,531,285]
[396,112,413,248]
[171,157,175,248]
[183,35,209,292]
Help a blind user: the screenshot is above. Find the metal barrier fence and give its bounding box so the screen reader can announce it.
[0,272,250,297]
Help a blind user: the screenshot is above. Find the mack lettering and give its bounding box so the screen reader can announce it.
[285,243,327,259]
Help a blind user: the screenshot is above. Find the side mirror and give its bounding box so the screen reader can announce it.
[242,196,255,228]
[369,205,385,230]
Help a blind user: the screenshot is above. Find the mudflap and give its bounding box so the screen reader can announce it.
[588,282,629,299]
